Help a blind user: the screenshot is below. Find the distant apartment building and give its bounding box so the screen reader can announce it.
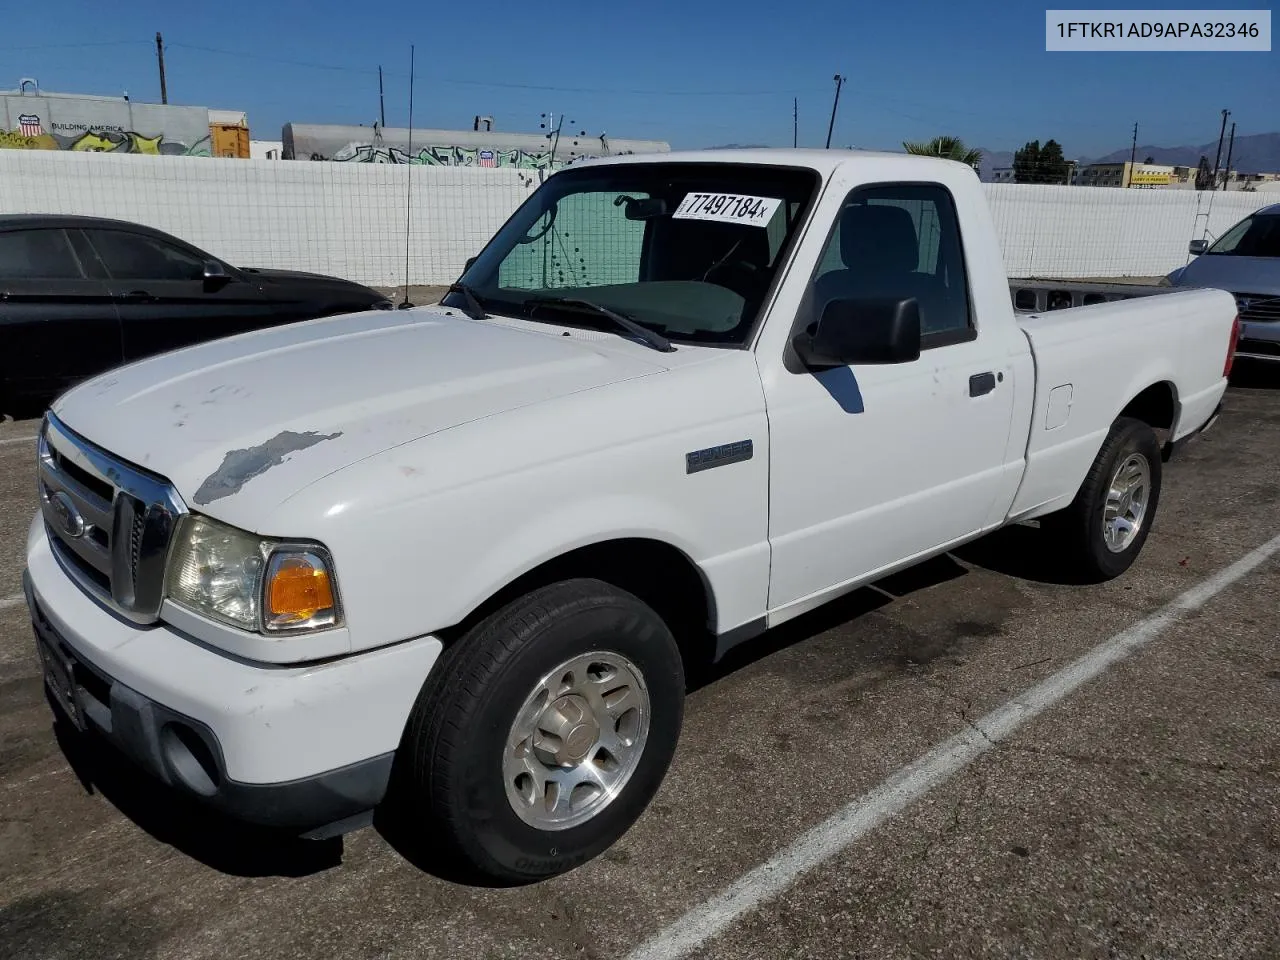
[988,159,1078,185]
[1077,161,1198,189]
[1232,171,1280,191]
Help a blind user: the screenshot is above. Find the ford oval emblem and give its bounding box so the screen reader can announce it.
[50,491,86,539]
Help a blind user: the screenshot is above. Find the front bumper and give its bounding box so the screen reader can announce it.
[1237,319,1280,363]
[24,518,442,835]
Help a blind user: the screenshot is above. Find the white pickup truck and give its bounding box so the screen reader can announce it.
[25,149,1237,883]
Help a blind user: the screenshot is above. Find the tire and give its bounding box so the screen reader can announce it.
[394,578,685,884]
[1044,416,1163,581]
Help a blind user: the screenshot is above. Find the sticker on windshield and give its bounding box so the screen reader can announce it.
[672,192,782,227]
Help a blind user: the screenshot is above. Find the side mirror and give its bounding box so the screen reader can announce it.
[792,298,922,369]
[1188,239,1208,255]
[203,260,231,285]
[463,256,478,272]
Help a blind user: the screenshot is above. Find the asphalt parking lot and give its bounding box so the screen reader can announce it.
[2,367,1278,960]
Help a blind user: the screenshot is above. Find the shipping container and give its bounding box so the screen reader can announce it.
[210,122,249,158]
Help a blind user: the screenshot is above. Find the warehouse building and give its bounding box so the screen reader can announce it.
[282,121,669,168]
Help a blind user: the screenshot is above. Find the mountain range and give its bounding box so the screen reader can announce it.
[700,133,1280,182]
[974,132,1280,181]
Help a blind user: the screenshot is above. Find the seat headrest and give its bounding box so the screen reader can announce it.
[839,204,919,275]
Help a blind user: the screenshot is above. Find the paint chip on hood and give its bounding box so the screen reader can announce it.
[193,430,341,505]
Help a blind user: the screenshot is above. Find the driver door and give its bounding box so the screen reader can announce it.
[763,182,1019,613]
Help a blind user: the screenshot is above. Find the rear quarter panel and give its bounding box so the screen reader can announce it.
[1008,287,1235,520]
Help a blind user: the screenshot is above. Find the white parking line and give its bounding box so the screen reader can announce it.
[1,593,26,611]
[626,532,1280,960]
[0,435,37,447]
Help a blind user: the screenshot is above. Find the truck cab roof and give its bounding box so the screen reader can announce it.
[571,147,980,178]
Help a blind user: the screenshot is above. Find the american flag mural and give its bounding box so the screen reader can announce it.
[18,114,44,137]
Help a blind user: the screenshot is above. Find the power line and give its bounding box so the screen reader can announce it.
[0,40,151,51]
[166,42,369,75]
[163,42,824,97]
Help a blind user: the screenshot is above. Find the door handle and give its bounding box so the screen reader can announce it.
[969,372,997,397]
[122,290,158,303]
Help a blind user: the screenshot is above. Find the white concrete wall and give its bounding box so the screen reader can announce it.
[2,149,1274,285]
[0,150,538,287]
[985,183,1272,278]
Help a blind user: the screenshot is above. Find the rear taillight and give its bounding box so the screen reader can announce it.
[1223,313,1241,378]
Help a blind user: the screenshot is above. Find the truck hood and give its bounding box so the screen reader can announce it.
[1171,254,1280,296]
[52,306,669,530]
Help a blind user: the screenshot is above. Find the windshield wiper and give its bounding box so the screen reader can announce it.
[524,296,676,353]
[446,282,488,321]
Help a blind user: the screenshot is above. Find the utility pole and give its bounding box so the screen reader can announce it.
[1128,121,1138,186]
[1222,121,1236,190]
[400,44,415,309]
[155,32,167,104]
[1211,108,1230,191]
[378,66,386,128]
[825,74,845,149]
[793,97,798,148]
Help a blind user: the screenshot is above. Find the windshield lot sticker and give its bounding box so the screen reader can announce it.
[673,193,782,227]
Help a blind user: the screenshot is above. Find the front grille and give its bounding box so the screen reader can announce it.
[38,414,186,624]
[1235,293,1280,324]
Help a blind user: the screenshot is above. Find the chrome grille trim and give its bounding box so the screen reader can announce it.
[38,413,187,624]
[1235,293,1280,324]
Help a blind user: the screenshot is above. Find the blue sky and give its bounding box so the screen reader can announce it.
[5,0,1277,159]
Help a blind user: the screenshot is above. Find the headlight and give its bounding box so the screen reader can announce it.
[164,515,342,634]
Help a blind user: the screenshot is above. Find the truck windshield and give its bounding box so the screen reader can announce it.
[1206,213,1280,258]
[446,162,820,346]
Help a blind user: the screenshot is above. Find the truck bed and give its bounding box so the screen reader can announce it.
[1006,287,1235,522]
[1009,279,1170,314]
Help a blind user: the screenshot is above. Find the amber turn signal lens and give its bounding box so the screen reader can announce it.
[267,554,335,626]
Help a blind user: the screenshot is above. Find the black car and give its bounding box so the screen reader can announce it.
[0,215,393,412]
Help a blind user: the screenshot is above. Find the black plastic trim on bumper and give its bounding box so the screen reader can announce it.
[25,571,394,836]
[1162,400,1224,462]
[1235,339,1280,361]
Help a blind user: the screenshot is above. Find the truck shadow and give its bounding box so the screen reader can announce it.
[691,553,970,691]
[51,715,344,879]
[698,523,1092,691]
[951,523,1101,585]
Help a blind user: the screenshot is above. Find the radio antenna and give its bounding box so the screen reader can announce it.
[399,43,416,309]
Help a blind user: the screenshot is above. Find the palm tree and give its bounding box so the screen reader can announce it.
[902,136,983,170]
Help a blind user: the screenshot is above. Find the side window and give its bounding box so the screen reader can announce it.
[66,230,111,279]
[86,230,206,282]
[0,229,85,280]
[497,191,644,291]
[812,183,972,341]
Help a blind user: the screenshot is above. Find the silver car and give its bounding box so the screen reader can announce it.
[1168,202,1280,364]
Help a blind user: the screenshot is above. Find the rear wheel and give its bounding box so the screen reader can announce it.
[1044,416,1163,581]
[393,578,684,883]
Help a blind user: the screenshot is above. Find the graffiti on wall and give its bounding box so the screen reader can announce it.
[0,113,211,156]
[322,141,635,168]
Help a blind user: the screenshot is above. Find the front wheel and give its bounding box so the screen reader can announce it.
[1044,416,1163,581]
[393,578,684,883]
